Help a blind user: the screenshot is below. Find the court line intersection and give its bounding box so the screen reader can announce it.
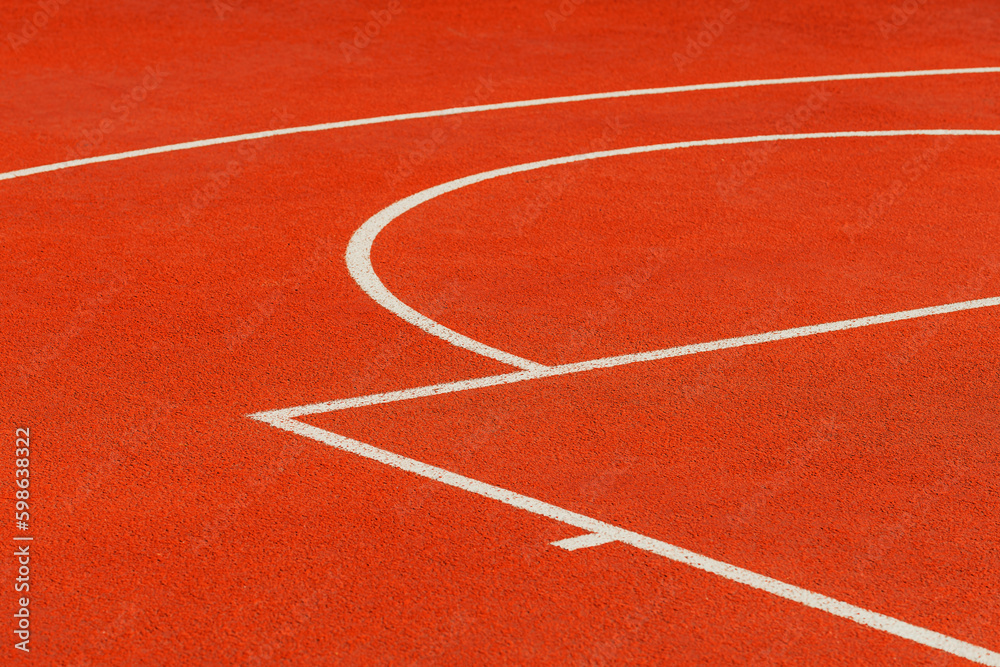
[251,295,1000,665]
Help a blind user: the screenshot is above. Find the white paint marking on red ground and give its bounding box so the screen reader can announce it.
[4,58,995,662]
[251,294,1000,664]
[259,295,1000,421]
[251,392,1000,665]
[551,533,618,551]
[347,130,1000,364]
[3,67,999,183]
[345,189,548,369]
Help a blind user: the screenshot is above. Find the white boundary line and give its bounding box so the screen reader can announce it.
[252,416,1000,666]
[346,130,1000,367]
[251,295,1000,421]
[258,129,1000,661]
[250,289,1000,664]
[2,66,999,184]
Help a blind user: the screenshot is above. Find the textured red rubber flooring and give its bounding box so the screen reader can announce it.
[2,1,999,665]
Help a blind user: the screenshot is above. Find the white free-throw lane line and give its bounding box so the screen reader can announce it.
[251,294,1000,663]
[251,294,1000,421]
[347,130,1000,367]
[251,371,1000,666]
[2,66,998,184]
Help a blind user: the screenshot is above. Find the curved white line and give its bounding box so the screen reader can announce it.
[346,191,549,370]
[347,129,1000,368]
[2,66,998,184]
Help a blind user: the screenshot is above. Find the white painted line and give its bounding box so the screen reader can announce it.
[551,532,618,551]
[254,370,536,419]
[8,57,988,658]
[557,295,1000,375]
[250,292,1000,664]
[2,66,998,184]
[252,295,1000,421]
[346,200,547,370]
[346,130,1000,366]
[251,412,1000,665]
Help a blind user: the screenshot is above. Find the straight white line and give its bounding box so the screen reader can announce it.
[253,369,534,420]
[15,60,988,658]
[551,533,618,550]
[251,294,1000,421]
[252,413,1000,665]
[251,292,1000,663]
[560,294,1000,373]
[2,67,997,184]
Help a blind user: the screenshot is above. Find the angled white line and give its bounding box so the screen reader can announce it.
[2,66,998,184]
[268,123,1000,662]
[551,533,618,551]
[346,130,1000,366]
[255,294,1000,422]
[250,293,1000,664]
[251,411,1000,665]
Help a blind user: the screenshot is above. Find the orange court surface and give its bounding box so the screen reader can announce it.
[1,1,999,664]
